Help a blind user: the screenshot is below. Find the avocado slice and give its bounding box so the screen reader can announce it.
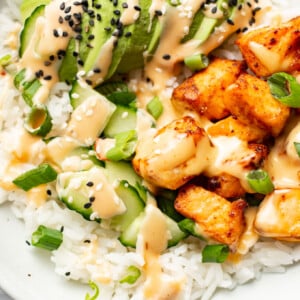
[115,0,155,74]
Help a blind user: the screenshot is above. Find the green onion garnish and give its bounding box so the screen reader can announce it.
[119,266,141,284]
[85,281,100,300]
[0,54,12,66]
[202,244,229,263]
[106,130,137,161]
[178,218,206,240]
[31,225,63,251]
[22,79,42,107]
[24,105,52,137]
[14,68,26,89]
[267,72,300,108]
[184,54,209,71]
[146,96,163,120]
[294,142,300,157]
[246,169,274,195]
[12,163,58,191]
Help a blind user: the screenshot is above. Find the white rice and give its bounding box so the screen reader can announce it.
[0,1,300,300]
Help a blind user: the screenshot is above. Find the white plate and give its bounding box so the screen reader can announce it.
[0,0,300,299]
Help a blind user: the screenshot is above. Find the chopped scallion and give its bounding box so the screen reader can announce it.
[85,281,100,300]
[184,54,209,72]
[25,105,52,137]
[12,163,58,191]
[119,266,141,284]
[31,225,63,251]
[0,54,12,66]
[202,244,229,263]
[246,169,274,195]
[146,96,163,120]
[106,130,137,161]
[22,79,42,107]
[267,72,300,108]
[294,142,300,157]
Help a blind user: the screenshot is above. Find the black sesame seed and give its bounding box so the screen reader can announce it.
[93,68,101,73]
[122,2,128,8]
[242,27,248,32]
[74,25,82,33]
[64,6,72,14]
[60,2,66,10]
[78,59,84,66]
[211,6,217,14]
[53,29,59,37]
[254,0,259,2]
[236,28,241,34]
[87,43,93,48]
[65,272,71,276]
[247,1,252,7]
[252,7,261,16]
[134,5,141,11]
[84,202,92,209]
[44,75,52,80]
[49,55,55,61]
[114,40,118,47]
[86,79,93,85]
[89,19,95,26]
[89,196,96,203]
[75,34,83,40]
[46,189,52,196]
[162,54,171,60]
[60,226,64,232]
[125,31,132,38]
[114,9,121,16]
[228,0,237,6]
[73,1,81,5]
[227,19,235,25]
[95,3,101,9]
[44,61,51,66]
[84,239,91,243]
[26,240,31,246]
[104,27,112,32]
[73,12,82,20]
[88,9,95,17]
[111,18,116,25]
[88,34,95,40]
[73,51,79,57]
[58,16,64,24]
[62,31,69,37]
[68,19,75,27]
[58,49,66,56]
[238,4,243,10]
[96,14,102,21]
[113,0,118,6]
[155,10,163,16]
[64,14,72,21]
[86,181,94,187]
[249,17,256,26]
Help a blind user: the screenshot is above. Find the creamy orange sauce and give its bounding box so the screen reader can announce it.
[139,204,182,300]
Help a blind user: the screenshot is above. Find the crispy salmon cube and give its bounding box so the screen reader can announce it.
[171,57,246,120]
[175,184,247,250]
[132,116,212,190]
[202,173,246,199]
[236,16,300,77]
[225,73,290,137]
[207,116,267,142]
[255,189,300,241]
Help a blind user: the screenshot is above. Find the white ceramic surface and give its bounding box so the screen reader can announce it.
[1,0,300,299]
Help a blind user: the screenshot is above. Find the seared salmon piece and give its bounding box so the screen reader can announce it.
[255,189,300,241]
[132,116,212,190]
[225,73,290,137]
[207,116,267,142]
[175,184,247,250]
[236,16,300,77]
[202,172,246,199]
[171,57,246,120]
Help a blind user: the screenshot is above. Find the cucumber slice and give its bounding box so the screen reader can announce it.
[103,105,137,138]
[110,180,145,232]
[119,212,187,248]
[19,5,45,57]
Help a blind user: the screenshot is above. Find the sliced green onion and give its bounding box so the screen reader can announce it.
[106,130,137,161]
[85,281,100,300]
[0,54,12,66]
[246,169,274,195]
[267,72,300,108]
[14,69,26,89]
[31,225,63,251]
[24,105,52,137]
[294,142,300,157]
[167,0,181,6]
[178,218,206,240]
[146,96,163,120]
[12,163,58,191]
[119,266,141,284]
[184,54,209,71]
[22,79,41,107]
[202,244,229,263]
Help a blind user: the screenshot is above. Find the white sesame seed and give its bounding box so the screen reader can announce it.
[96,183,103,191]
[154,149,161,155]
[72,93,79,99]
[121,111,129,119]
